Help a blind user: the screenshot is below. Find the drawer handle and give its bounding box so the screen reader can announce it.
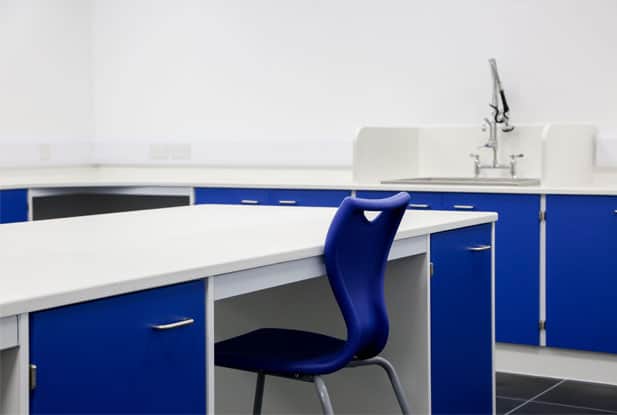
[467,245,492,252]
[409,203,430,209]
[453,205,475,210]
[240,199,260,205]
[279,200,297,205]
[151,318,195,330]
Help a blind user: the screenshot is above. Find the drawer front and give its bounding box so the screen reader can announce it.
[406,192,443,210]
[195,187,270,206]
[0,189,28,223]
[269,189,349,207]
[442,192,485,211]
[30,280,206,414]
[356,190,444,210]
[0,315,18,350]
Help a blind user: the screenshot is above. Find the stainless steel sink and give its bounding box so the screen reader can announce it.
[381,177,541,186]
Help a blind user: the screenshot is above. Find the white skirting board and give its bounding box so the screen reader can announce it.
[496,343,617,386]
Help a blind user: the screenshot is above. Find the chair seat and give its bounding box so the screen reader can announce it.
[215,328,348,376]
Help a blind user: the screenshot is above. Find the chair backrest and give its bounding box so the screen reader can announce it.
[324,192,410,362]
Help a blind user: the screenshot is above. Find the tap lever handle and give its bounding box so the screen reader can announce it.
[469,153,480,161]
[500,90,510,116]
[509,153,524,160]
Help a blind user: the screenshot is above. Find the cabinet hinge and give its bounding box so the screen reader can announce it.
[29,364,37,391]
[539,320,547,331]
[430,262,434,277]
[539,210,547,222]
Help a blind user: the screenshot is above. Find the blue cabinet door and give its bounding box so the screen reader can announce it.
[268,189,349,207]
[30,280,206,414]
[442,193,541,345]
[547,195,617,353]
[356,191,444,210]
[431,224,493,414]
[195,187,270,205]
[0,189,28,223]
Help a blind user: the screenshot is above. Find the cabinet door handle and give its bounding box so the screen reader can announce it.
[151,318,195,330]
[467,245,492,252]
[30,364,37,391]
[240,199,260,205]
[279,200,297,205]
[453,205,475,210]
[409,203,430,209]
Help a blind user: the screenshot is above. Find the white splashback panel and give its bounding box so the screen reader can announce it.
[417,126,543,179]
[595,131,617,169]
[543,124,596,186]
[353,125,545,183]
[353,128,419,183]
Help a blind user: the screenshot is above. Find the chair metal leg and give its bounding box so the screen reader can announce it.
[313,375,334,415]
[253,372,266,415]
[347,356,410,414]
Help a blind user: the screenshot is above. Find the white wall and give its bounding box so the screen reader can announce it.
[91,0,617,167]
[0,0,93,166]
[2,1,616,168]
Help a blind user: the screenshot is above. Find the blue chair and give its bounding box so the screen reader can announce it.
[215,192,412,414]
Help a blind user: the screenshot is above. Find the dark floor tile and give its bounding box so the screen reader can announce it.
[497,397,526,414]
[511,401,613,414]
[497,372,563,400]
[539,380,617,412]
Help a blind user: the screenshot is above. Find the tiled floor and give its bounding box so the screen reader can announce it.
[497,372,617,414]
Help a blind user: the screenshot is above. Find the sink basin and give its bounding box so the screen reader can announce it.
[381,177,541,186]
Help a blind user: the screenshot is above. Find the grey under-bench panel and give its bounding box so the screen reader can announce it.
[32,194,190,220]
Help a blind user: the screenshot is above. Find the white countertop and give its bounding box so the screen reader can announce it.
[0,205,496,318]
[2,166,617,195]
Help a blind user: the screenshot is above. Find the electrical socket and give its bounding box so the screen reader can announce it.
[39,144,51,161]
[168,143,191,161]
[149,144,169,161]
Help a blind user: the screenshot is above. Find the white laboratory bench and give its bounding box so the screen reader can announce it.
[3,165,617,195]
[2,165,617,390]
[0,204,497,414]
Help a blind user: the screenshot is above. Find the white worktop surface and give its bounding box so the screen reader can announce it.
[2,166,617,195]
[0,205,496,318]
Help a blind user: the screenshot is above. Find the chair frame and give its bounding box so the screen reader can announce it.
[251,355,410,415]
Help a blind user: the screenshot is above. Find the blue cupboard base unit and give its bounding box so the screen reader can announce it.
[29,280,206,414]
[195,188,350,207]
[430,224,494,415]
[547,195,617,354]
[0,189,28,223]
[359,190,541,346]
[442,193,541,346]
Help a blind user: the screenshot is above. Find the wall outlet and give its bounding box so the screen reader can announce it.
[168,143,191,161]
[149,144,169,161]
[39,144,51,161]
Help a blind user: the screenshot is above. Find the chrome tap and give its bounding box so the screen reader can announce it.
[472,58,522,178]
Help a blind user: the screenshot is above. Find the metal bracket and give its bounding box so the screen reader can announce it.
[430,262,434,277]
[539,210,547,222]
[539,320,547,331]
